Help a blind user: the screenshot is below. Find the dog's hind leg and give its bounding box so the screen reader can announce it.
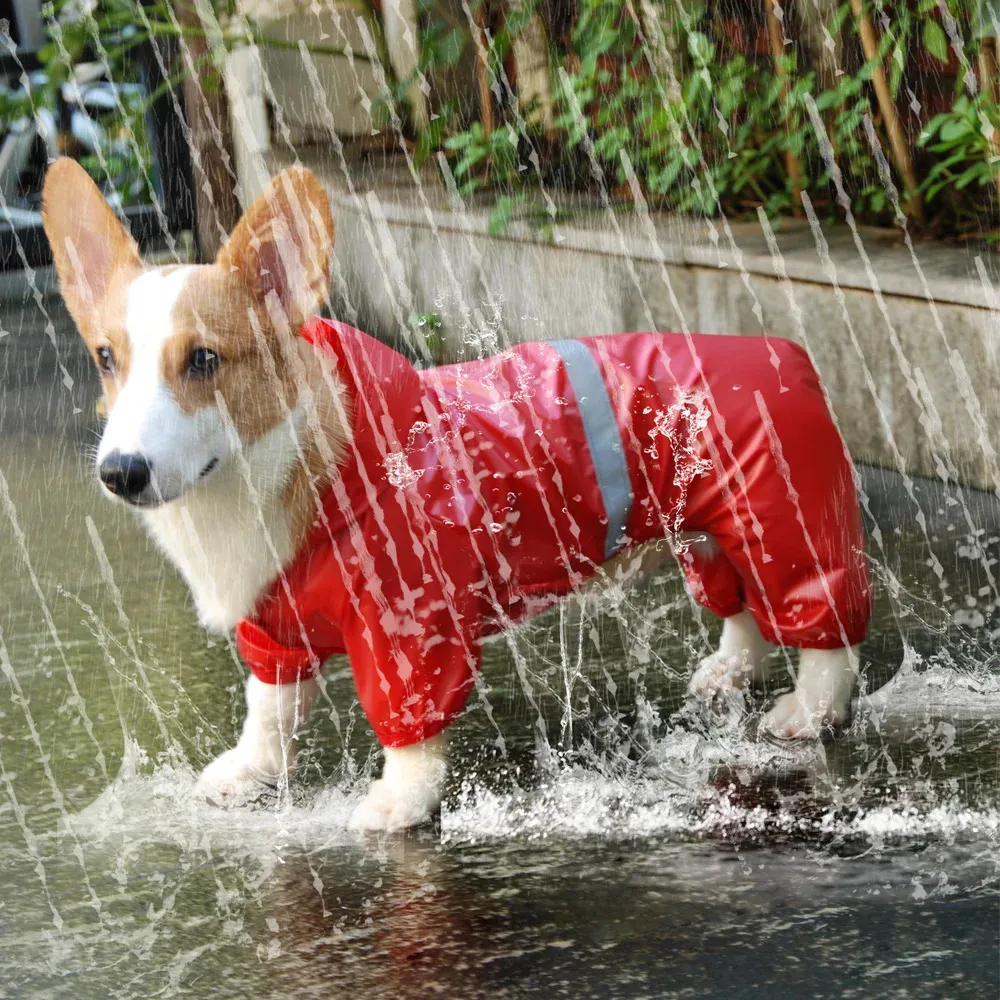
[349,734,447,833]
[678,533,772,702]
[194,674,319,807]
[687,609,775,702]
[762,646,860,739]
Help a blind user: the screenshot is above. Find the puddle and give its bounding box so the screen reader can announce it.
[0,297,997,998]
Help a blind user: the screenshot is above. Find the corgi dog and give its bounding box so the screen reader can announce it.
[43,159,870,831]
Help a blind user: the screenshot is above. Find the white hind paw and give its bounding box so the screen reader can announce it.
[689,612,772,704]
[688,652,752,701]
[763,690,849,740]
[349,776,441,832]
[764,647,858,739]
[349,736,447,833]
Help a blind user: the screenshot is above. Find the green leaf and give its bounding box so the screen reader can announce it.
[432,28,466,67]
[955,164,988,190]
[487,194,525,235]
[939,118,972,143]
[923,19,949,63]
[687,31,714,67]
[814,89,840,112]
[918,111,951,144]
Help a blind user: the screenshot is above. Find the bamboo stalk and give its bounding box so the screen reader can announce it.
[765,0,803,214]
[474,2,495,135]
[849,0,923,222]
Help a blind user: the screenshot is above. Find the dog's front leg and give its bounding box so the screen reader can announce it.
[349,734,447,833]
[194,675,319,806]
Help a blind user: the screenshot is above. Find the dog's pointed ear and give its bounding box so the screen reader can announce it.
[217,166,333,330]
[42,157,141,331]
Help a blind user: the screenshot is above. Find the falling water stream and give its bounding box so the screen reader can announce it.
[0,0,999,992]
[0,289,997,997]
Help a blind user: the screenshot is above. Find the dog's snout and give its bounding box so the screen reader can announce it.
[99,451,152,501]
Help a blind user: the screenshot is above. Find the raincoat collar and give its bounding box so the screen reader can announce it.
[299,317,425,518]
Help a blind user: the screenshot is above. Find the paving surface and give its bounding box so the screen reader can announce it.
[0,294,997,999]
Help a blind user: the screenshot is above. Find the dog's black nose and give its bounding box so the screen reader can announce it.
[99,451,152,500]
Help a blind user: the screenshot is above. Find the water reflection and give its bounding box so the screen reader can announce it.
[0,297,997,998]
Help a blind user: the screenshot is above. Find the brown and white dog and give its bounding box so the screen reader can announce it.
[44,160,864,831]
[45,159,459,829]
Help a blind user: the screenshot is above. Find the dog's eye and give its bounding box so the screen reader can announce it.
[96,346,115,375]
[187,347,220,378]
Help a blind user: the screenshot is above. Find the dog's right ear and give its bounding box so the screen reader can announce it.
[41,158,141,332]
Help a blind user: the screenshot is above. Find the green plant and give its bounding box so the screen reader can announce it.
[444,120,522,194]
[554,23,819,217]
[423,0,999,240]
[13,0,1000,242]
[38,0,385,94]
[411,310,445,362]
[919,94,999,209]
[5,0,395,213]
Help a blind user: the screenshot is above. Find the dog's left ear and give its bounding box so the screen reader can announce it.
[217,166,334,329]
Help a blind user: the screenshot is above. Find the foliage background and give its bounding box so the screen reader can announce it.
[2,0,997,239]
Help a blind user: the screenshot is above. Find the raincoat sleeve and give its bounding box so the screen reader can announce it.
[235,617,343,686]
[338,515,485,749]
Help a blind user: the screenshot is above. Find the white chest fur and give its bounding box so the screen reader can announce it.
[141,413,303,633]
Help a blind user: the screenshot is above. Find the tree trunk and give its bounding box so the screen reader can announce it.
[175,0,241,261]
[848,0,923,222]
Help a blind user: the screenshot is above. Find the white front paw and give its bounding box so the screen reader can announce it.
[193,747,283,808]
[763,689,849,740]
[349,776,442,833]
[688,652,752,701]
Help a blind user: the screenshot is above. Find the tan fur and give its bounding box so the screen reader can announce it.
[216,166,334,333]
[41,159,142,400]
[42,158,143,334]
[81,268,139,408]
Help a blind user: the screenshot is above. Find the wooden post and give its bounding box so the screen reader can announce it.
[511,5,556,130]
[175,0,241,261]
[799,0,841,93]
[977,35,1000,200]
[765,0,803,214]
[382,0,430,132]
[137,37,196,237]
[635,0,682,102]
[849,0,923,222]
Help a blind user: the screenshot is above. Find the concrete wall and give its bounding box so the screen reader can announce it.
[274,150,1000,492]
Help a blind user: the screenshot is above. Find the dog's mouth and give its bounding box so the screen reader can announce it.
[106,458,220,508]
[120,494,162,508]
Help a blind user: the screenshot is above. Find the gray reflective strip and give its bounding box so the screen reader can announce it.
[550,339,633,559]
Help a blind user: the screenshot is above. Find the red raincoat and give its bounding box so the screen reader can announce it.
[235,320,870,748]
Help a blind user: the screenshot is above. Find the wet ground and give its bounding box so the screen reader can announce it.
[0,294,997,998]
